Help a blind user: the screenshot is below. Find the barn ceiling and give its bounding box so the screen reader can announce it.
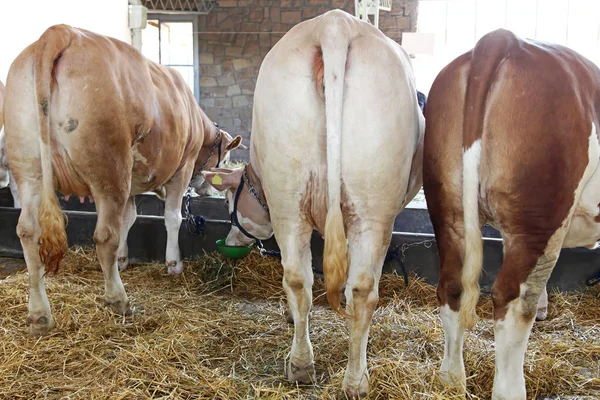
[142,0,216,14]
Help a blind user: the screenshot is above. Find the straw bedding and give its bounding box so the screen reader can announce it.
[0,247,598,399]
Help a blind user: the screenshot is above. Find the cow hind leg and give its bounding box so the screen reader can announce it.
[491,240,561,400]
[117,197,137,271]
[18,183,55,335]
[278,223,315,384]
[93,195,130,315]
[436,224,468,390]
[341,226,390,398]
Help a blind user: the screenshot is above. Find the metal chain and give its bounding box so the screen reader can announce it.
[385,239,435,286]
[183,187,206,236]
[183,124,221,236]
[195,129,222,176]
[255,239,281,258]
[243,167,269,213]
[400,239,434,262]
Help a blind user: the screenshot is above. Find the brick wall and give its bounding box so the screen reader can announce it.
[197,0,419,160]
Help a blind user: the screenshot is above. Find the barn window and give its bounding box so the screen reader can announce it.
[141,14,200,103]
[414,0,600,93]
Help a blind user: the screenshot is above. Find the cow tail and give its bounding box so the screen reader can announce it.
[460,29,517,328]
[35,25,71,275]
[316,12,353,318]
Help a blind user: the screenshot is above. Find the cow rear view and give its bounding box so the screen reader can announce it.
[4,24,243,336]
[424,29,600,399]
[201,9,424,397]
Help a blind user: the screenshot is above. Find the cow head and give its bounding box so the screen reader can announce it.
[190,128,246,194]
[201,166,273,246]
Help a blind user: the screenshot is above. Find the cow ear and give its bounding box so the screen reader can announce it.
[225,135,246,151]
[201,168,243,191]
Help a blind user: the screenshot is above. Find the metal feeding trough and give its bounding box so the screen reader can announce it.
[0,187,598,292]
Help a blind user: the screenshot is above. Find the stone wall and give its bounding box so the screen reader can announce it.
[197,0,419,160]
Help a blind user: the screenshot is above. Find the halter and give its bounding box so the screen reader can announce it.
[191,122,223,184]
[184,122,223,236]
[230,165,269,242]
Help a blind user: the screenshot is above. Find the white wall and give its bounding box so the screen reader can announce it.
[0,0,130,84]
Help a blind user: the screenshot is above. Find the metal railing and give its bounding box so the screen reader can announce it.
[142,0,216,14]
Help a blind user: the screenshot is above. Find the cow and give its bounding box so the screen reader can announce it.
[0,81,19,207]
[3,24,244,336]
[200,10,424,397]
[423,29,600,400]
[0,80,6,186]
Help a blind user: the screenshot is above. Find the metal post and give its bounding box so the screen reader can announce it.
[129,0,148,51]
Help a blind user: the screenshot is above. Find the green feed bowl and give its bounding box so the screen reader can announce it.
[216,238,253,259]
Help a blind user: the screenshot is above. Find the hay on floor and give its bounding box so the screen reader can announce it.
[0,247,598,399]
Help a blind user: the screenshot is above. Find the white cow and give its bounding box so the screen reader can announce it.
[0,80,21,207]
[0,136,20,208]
[202,10,424,397]
[0,80,7,188]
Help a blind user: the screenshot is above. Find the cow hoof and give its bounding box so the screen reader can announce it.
[287,361,315,384]
[535,307,548,321]
[104,299,132,316]
[26,314,55,336]
[118,257,129,271]
[438,369,466,390]
[166,260,183,275]
[338,388,368,399]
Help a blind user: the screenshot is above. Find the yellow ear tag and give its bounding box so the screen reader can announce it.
[212,173,223,185]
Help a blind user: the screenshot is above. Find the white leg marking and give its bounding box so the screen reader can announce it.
[165,208,183,274]
[439,304,467,389]
[493,293,532,400]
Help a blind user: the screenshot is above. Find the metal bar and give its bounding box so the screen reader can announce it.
[0,203,598,291]
[146,10,211,15]
[192,14,200,104]
[158,20,162,64]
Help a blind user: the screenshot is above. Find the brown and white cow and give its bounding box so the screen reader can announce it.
[3,24,244,336]
[201,10,424,397]
[423,29,600,400]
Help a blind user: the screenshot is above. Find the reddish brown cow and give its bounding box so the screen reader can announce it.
[423,29,600,399]
[4,25,243,336]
